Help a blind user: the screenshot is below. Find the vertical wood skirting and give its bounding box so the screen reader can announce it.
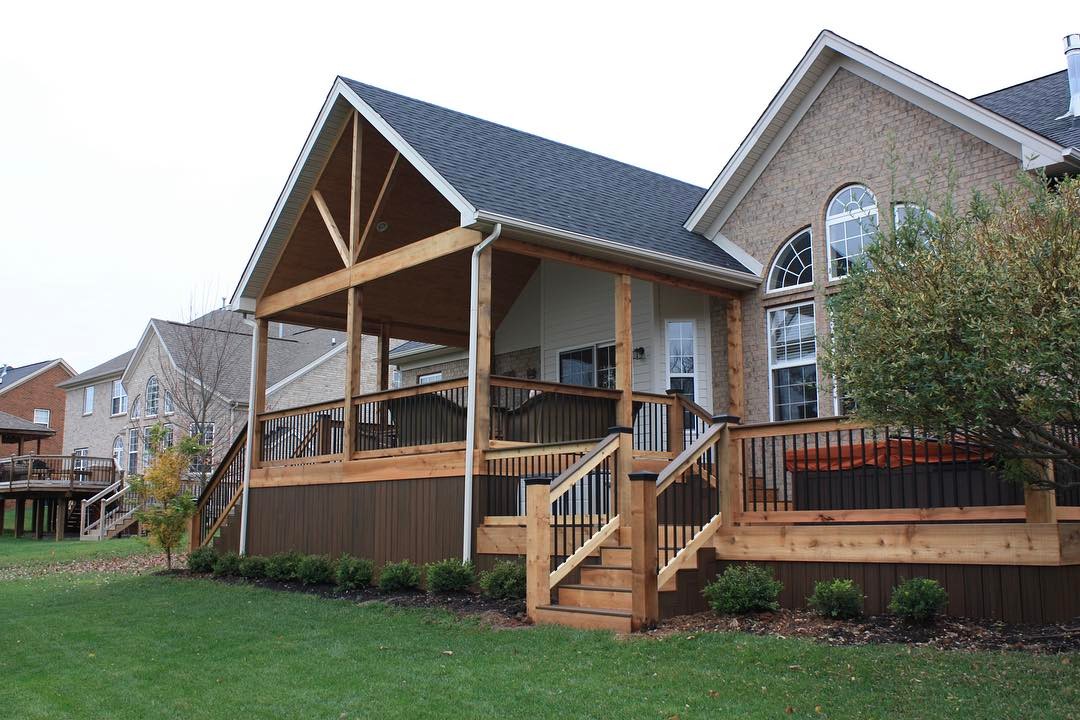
[475,246,493,452]
[615,273,634,516]
[629,471,659,630]
[343,287,364,458]
[250,319,269,470]
[525,477,552,620]
[725,298,744,419]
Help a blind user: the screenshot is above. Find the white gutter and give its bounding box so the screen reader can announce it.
[238,318,261,556]
[462,223,502,562]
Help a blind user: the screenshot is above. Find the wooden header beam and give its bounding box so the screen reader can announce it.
[256,226,482,318]
[497,238,738,299]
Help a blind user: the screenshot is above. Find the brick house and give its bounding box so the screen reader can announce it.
[0,359,76,456]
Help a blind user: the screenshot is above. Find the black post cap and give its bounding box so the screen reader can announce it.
[607,425,633,435]
[665,388,683,396]
[522,475,554,486]
[712,414,740,424]
[628,471,658,483]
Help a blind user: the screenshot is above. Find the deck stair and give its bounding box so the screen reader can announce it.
[534,541,634,632]
[80,480,142,541]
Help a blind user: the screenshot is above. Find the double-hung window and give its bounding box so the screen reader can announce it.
[127,429,139,474]
[73,447,89,472]
[558,343,616,389]
[142,427,153,468]
[111,380,127,416]
[189,422,215,475]
[113,436,124,470]
[767,302,819,420]
[145,376,159,417]
[417,372,443,385]
[665,321,696,401]
[83,386,94,415]
[33,408,50,427]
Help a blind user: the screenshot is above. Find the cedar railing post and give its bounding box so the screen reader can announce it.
[1024,460,1057,523]
[14,498,25,538]
[714,415,740,526]
[726,298,745,419]
[343,287,363,459]
[250,319,269,471]
[524,475,552,620]
[665,389,685,453]
[628,471,658,631]
[614,273,634,521]
[189,510,201,552]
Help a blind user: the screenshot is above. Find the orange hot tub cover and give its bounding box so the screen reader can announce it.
[784,437,995,473]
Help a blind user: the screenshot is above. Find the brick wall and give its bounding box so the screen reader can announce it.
[716,68,1021,423]
[0,364,72,455]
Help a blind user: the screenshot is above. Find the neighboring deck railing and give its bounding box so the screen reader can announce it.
[0,454,118,492]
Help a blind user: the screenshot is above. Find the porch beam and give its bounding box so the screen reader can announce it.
[343,287,363,458]
[355,151,400,263]
[310,190,351,267]
[256,226,482,318]
[348,112,363,262]
[615,273,634,516]
[498,238,737,299]
[726,298,745,418]
[270,308,470,348]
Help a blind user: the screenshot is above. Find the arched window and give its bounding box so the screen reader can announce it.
[112,436,124,470]
[130,395,141,419]
[145,376,159,417]
[826,184,878,279]
[767,229,814,291]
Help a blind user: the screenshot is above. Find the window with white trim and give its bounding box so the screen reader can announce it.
[145,376,159,417]
[767,229,814,291]
[163,424,175,449]
[83,386,94,415]
[73,447,88,471]
[827,185,878,279]
[33,408,50,427]
[142,427,153,468]
[893,202,936,244]
[163,390,174,415]
[130,396,141,419]
[127,429,139,474]
[558,343,616,389]
[111,380,127,415]
[113,436,124,470]
[417,372,443,385]
[665,321,696,400]
[767,302,818,420]
[189,422,215,475]
[391,369,402,389]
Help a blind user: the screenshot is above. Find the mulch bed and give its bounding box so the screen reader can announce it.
[646,609,1080,654]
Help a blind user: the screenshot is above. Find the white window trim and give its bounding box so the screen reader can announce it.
[664,319,697,404]
[32,408,50,427]
[766,301,820,422]
[82,386,95,416]
[163,389,174,415]
[111,380,128,417]
[826,185,879,281]
[112,436,124,470]
[555,340,616,389]
[127,428,139,474]
[417,371,444,385]
[145,377,159,418]
[765,228,815,294]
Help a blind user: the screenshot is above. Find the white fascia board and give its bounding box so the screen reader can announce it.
[474,211,761,290]
[711,232,764,277]
[231,79,478,308]
[266,342,346,396]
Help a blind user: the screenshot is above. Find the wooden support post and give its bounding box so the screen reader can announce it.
[188,512,201,552]
[17,438,24,455]
[716,420,739,526]
[250,319,269,471]
[343,287,364,459]
[1025,460,1057,523]
[665,389,685,454]
[34,499,44,540]
[614,273,634,517]
[317,415,333,456]
[628,471,658,631]
[524,475,552,620]
[14,498,25,538]
[726,298,745,419]
[475,246,493,452]
[378,323,391,391]
[55,499,66,541]
[0,498,5,535]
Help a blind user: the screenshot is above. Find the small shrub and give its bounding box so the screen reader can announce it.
[478,561,526,600]
[336,555,375,591]
[807,578,864,619]
[211,551,241,577]
[187,546,217,573]
[425,558,476,594]
[703,564,782,614]
[265,551,304,582]
[378,560,422,592]
[296,555,335,586]
[238,555,267,580]
[889,577,948,623]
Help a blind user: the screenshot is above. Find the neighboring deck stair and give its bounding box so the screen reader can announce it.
[534,544,635,633]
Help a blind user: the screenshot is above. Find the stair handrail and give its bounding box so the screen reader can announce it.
[192,425,248,550]
[656,422,725,494]
[80,477,125,536]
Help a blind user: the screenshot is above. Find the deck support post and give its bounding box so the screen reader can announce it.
[614,273,634,521]
[34,499,44,540]
[628,471,658,630]
[1025,460,1057,523]
[14,498,25,538]
[55,498,67,541]
[0,498,5,535]
[524,475,552,620]
[716,420,739,527]
[343,287,364,459]
[474,247,493,453]
[378,323,391,391]
[238,317,268,556]
[726,298,745,419]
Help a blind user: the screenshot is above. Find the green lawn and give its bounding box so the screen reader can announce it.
[1,573,1076,719]
[0,525,152,569]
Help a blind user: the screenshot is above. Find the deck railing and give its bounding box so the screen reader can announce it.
[353,378,469,453]
[0,454,118,490]
[490,377,618,445]
[260,400,345,466]
[192,428,247,549]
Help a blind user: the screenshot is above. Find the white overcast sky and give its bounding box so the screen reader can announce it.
[1,1,1076,371]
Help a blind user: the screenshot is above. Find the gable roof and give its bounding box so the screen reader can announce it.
[973,71,1080,150]
[233,78,759,309]
[685,30,1078,236]
[58,350,133,389]
[0,359,76,395]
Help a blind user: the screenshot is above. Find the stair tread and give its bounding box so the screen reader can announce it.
[537,604,631,618]
[560,584,630,593]
[586,564,631,570]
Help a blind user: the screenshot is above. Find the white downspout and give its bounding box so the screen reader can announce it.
[238,317,260,556]
[462,223,502,562]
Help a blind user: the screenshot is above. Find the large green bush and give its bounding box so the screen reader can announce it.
[478,561,526,600]
[238,555,267,580]
[211,551,241,577]
[336,555,375,591]
[807,578,864,619]
[265,552,304,582]
[296,555,335,586]
[378,560,422,592]
[889,577,948,622]
[702,564,782,614]
[425,558,476,594]
[187,546,217,573]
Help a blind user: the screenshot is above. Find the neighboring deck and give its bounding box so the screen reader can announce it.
[0,455,118,495]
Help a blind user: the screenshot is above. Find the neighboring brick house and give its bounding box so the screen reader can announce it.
[60,311,387,478]
[0,359,76,456]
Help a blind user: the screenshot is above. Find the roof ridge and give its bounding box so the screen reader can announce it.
[339,76,707,192]
[971,68,1067,101]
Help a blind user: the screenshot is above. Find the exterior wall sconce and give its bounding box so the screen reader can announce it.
[633,347,646,360]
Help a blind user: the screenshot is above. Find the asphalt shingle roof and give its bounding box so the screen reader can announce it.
[59,351,134,388]
[341,78,752,275]
[0,360,54,393]
[973,70,1080,149]
[0,409,54,436]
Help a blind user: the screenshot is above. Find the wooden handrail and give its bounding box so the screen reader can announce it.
[258,399,346,423]
[632,391,675,405]
[548,433,621,503]
[490,375,622,401]
[351,377,470,405]
[675,394,716,425]
[656,423,725,494]
[484,439,600,461]
[201,483,245,546]
[730,415,861,439]
[196,425,247,510]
